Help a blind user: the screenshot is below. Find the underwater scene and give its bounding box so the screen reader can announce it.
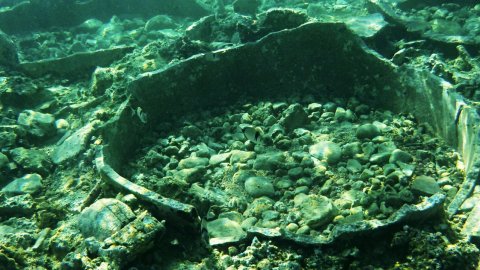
[1,0,480,269]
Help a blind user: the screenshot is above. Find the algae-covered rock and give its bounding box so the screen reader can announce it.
[178,156,209,169]
[280,104,309,131]
[412,175,442,195]
[78,199,135,241]
[0,193,35,216]
[52,123,95,164]
[233,0,259,16]
[1,173,43,196]
[253,151,285,171]
[356,123,381,140]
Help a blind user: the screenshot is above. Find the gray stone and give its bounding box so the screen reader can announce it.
[356,123,381,140]
[253,151,285,171]
[17,110,56,138]
[1,174,43,196]
[411,175,442,195]
[209,152,232,165]
[52,123,95,164]
[309,141,342,164]
[206,218,247,246]
[78,198,135,241]
[178,156,209,169]
[280,104,309,131]
[245,176,275,198]
[389,149,414,163]
[10,147,52,175]
[294,194,335,229]
[230,150,255,164]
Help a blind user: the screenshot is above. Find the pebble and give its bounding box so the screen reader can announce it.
[209,152,232,165]
[230,150,255,164]
[294,194,335,229]
[280,104,309,131]
[178,156,209,169]
[389,149,414,163]
[17,110,56,138]
[244,176,275,198]
[206,218,246,246]
[10,147,52,176]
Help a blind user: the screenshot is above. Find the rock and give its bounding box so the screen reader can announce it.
[1,173,43,196]
[244,176,275,198]
[97,211,165,267]
[17,110,56,138]
[181,125,202,139]
[280,104,309,131]
[0,130,17,148]
[276,178,294,189]
[334,107,347,121]
[346,159,362,173]
[253,152,285,171]
[342,142,362,157]
[233,0,260,16]
[77,18,103,33]
[91,67,115,96]
[0,30,18,67]
[294,194,335,229]
[206,218,247,246]
[462,203,480,240]
[244,197,274,217]
[411,175,442,195]
[288,167,303,179]
[0,152,8,168]
[52,123,96,164]
[144,15,176,31]
[309,141,342,164]
[173,167,205,183]
[209,152,232,165]
[0,193,35,216]
[178,156,209,169]
[356,123,381,140]
[369,151,391,164]
[230,150,255,164]
[10,147,52,175]
[389,149,414,163]
[78,198,135,241]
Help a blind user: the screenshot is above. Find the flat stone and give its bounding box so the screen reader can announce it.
[356,123,381,140]
[411,175,441,195]
[206,218,247,246]
[294,194,335,229]
[78,198,135,241]
[52,123,95,164]
[369,151,391,164]
[309,141,342,164]
[1,174,43,196]
[245,176,275,198]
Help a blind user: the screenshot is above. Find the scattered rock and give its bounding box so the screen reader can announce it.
[253,152,285,171]
[356,123,381,140]
[10,147,52,175]
[78,198,135,241]
[17,110,56,138]
[309,141,342,164]
[244,176,275,198]
[209,152,232,165]
[389,149,414,163]
[230,150,255,164]
[294,194,336,229]
[1,174,43,196]
[207,218,247,246]
[52,123,96,164]
[178,156,209,169]
[280,104,309,131]
[412,175,442,195]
